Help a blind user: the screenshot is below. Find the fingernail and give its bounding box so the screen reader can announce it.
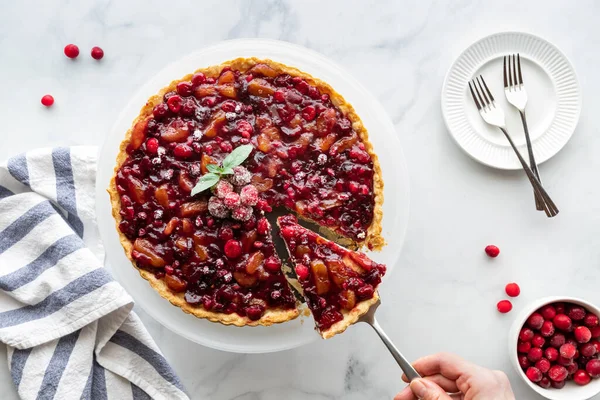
[410,379,427,397]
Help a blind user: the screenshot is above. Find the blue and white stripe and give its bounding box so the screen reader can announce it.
[0,147,188,400]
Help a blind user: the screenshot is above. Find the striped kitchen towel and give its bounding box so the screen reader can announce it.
[0,147,189,400]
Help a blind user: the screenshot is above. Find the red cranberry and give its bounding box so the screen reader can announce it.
[64,44,79,58]
[540,305,557,320]
[537,377,551,389]
[569,361,580,374]
[580,342,597,357]
[591,340,600,353]
[548,365,568,382]
[357,285,374,298]
[585,313,599,328]
[223,192,241,209]
[302,105,316,121]
[575,326,592,343]
[545,347,559,362]
[231,206,252,222]
[555,303,566,314]
[551,380,566,389]
[573,369,591,386]
[527,313,544,330]
[553,314,572,331]
[41,94,54,107]
[164,265,174,275]
[173,144,192,158]
[550,333,566,348]
[146,138,159,154]
[257,218,270,236]
[532,335,545,348]
[90,46,104,60]
[167,95,183,113]
[153,103,169,119]
[560,343,576,359]
[592,326,600,338]
[586,359,600,378]
[505,282,520,297]
[235,120,253,138]
[191,73,206,86]
[273,90,285,103]
[218,227,234,242]
[177,81,193,96]
[295,264,309,280]
[518,341,531,353]
[497,300,512,313]
[518,355,530,369]
[527,347,543,362]
[568,306,587,321]
[240,185,259,206]
[525,366,542,383]
[540,320,555,337]
[520,328,534,342]
[484,244,500,257]
[245,305,264,321]
[224,239,242,259]
[264,256,281,272]
[535,358,551,374]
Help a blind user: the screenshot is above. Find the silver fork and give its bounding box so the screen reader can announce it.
[468,76,559,217]
[504,54,544,211]
[358,299,422,381]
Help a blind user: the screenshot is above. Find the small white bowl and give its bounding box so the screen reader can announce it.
[509,296,600,400]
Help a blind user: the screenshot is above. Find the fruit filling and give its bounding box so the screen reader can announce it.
[278,215,386,331]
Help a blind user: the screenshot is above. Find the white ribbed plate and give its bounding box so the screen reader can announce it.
[442,32,581,170]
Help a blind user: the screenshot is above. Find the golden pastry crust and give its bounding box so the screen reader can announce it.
[321,292,379,339]
[109,57,384,327]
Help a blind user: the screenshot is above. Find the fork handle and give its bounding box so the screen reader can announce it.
[499,128,559,217]
[519,111,544,211]
[366,317,422,381]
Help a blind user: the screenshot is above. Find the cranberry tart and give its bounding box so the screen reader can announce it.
[278,215,386,338]
[110,58,384,327]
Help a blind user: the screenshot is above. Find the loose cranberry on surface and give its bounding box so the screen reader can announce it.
[239,185,259,206]
[591,326,600,338]
[580,342,597,357]
[527,313,545,330]
[519,355,530,369]
[560,343,577,359]
[553,314,573,331]
[518,341,532,353]
[538,377,551,389]
[586,359,600,378]
[505,282,520,297]
[214,180,234,199]
[544,347,559,362]
[223,239,242,259]
[484,244,500,257]
[526,366,542,383]
[41,94,54,107]
[548,365,568,382]
[223,192,241,209]
[64,44,79,58]
[90,46,104,60]
[535,358,551,374]
[568,305,587,321]
[575,326,592,343]
[497,300,512,313]
[585,313,599,328]
[573,369,592,386]
[549,333,566,348]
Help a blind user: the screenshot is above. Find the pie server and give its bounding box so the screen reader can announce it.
[358,299,422,381]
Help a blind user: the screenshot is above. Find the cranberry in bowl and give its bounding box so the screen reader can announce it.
[509,297,600,400]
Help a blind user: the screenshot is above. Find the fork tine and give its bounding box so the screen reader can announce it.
[474,78,487,107]
[508,55,513,87]
[479,75,495,102]
[512,54,518,87]
[468,81,482,110]
[503,56,508,88]
[517,53,523,85]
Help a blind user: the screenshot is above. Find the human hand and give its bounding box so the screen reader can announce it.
[393,352,515,400]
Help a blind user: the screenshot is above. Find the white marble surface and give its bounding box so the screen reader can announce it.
[2,0,600,399]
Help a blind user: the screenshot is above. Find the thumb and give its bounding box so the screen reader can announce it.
[409,379,453,400]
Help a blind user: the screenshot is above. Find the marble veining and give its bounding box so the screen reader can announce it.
[2,0,600,399]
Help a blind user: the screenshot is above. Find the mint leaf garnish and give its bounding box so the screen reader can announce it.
[206,164,221,174]
[222,144,253,169]
[190,173,220,196]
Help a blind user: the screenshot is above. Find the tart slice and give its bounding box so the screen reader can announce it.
[278,215,386,338]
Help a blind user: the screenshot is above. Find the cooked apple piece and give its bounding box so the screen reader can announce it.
[342,254,365,274]
[315,133,337,152]
[181,218,194,235]
[218,85,237,99]
[194,244,208,261]
[295,245,311,257]
[310,259,331,295]
[204,110,226,138]
[130,117,149,150]
[194,84,217,98]
[233,271,258,288]
[241,229,257,253]
[247,79,275,97]
[163,217,179,236]
[339,290,356,310]
[218,70,235,84]
[316,109,336,135]
[178,171,194,193]
[257,133,271,153]
[127,176,146,204]
[133,238,165,267]
[180,200,208,217]
[330,133,358,155]
[154,184,170,208]
[248,63,279,78]
[246,251,265,274]
[165,274,187,292]
[251,175,273,192]
[161,121,190,142]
